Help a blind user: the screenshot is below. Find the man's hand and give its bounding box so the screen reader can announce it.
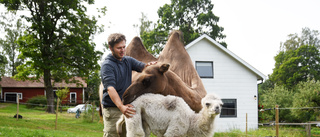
[119,104,136,118]
[146,61,157,67]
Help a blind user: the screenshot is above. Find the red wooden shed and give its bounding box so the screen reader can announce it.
[0,77,87,105]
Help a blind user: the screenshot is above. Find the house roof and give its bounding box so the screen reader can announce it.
[0,77,87,88]
[185,34,266,81]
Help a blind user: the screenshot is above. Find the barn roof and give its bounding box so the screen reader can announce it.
[185,34,266,81]
[0,77,87,88]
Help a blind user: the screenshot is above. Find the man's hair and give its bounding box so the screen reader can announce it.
[108,33,126,48]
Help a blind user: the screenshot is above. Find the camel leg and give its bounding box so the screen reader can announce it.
[125,111,145,137]
[163,119,188,137]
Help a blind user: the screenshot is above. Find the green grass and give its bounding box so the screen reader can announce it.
[0,103,103,137]
[214,127,305,137]
[1,103,319,137]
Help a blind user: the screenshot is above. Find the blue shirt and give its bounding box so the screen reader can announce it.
[100,54,145,107]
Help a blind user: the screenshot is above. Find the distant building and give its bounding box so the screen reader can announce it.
[0,77,87,105]
[186,34,266,132]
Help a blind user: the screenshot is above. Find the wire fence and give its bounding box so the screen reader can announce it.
[1,97,320,137]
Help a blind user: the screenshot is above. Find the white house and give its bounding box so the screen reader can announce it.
[185,34,266,132]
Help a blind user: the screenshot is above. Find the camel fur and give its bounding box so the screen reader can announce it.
[116,93,223,137]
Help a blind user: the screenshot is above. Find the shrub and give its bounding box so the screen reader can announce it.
[260,85,295,122]
[26,95,47,109]
[292,80,320,122]
[82,106,100,123]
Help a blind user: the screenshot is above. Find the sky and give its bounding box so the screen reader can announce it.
[1,0,320,78]
[88,0,320,78]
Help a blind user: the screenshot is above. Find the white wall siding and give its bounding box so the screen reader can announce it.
[187,39,259,132]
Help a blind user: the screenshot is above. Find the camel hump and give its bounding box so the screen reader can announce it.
[126,36,157,63]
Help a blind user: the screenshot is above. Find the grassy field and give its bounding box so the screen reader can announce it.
[1,103,319,137]
[0,103,103,137]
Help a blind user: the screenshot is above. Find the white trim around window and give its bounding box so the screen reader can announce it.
[70,92,77,103]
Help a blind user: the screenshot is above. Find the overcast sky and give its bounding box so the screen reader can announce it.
[89,0,320,78]
[1,0,320,78]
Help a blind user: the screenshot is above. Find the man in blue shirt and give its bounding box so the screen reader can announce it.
[100,33,155,137]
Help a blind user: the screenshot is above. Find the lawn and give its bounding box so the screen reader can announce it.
[1,103,319,137]
[0,103,103,137]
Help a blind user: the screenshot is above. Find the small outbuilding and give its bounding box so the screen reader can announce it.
[0,77,87,105]
[185,34,266,132]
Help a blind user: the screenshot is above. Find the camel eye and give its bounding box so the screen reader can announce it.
[142,77,151,86]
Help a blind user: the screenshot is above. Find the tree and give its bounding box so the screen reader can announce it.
[0,0,103,113]
[84,69,100,105]
[141,28,168,56]
[133,13,154,37]
[0,52,7,80]
[281,27,320,51]
[142,0,227,51]
[292,80,320,122]
[270,45,320,89]
[270,28,320,89]
[0,11,25,76]
[133,13,163,56]
[56,87,69,103]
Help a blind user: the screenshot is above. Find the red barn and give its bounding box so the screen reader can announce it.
[0,77,87,105]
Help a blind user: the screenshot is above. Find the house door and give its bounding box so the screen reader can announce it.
[5,93,17,103]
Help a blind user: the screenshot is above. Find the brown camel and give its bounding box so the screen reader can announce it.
[122,31,207,112]
[99,31,207,117]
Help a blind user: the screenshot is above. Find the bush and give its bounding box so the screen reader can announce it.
[26,95,47,109]
[82,106,100,123]
[292,80,320,122]
[260,85,295,122]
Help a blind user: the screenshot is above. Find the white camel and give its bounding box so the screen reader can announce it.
[116,93,223,137]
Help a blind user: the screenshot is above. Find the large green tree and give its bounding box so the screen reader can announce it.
[269,28,320,89]
[270,45,320,89]
[0,11,25,76]
[0,0,103,113]
[141,0,226,53]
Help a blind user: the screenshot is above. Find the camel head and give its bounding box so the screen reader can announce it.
[201,94,223,117]
[122,63,170,105]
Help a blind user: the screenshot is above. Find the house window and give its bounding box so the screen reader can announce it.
[70,92,76,103]
[196,61,213,78]
[17,93,22,100]
[4,93,22,102]
[220,99,237,118]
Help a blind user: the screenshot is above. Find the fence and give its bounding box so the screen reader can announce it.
[10,95,100,130]
[257,105,320,137]
[4,95,320,136]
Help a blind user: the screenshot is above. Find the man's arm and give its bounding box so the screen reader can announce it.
[107,86,136,118]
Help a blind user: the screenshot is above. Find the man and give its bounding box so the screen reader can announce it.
[100,33,156,137]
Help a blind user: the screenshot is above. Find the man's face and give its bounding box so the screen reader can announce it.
[110,40,126,61]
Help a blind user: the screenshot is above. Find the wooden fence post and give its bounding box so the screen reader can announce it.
[275,105,279,137]
[306,123,311,137]
[55,98,59,130]
[16,94,19,121]
[91,101,94,122]
[246,113,248,137]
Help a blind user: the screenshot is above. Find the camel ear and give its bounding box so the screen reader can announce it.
[159,64,170,73]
